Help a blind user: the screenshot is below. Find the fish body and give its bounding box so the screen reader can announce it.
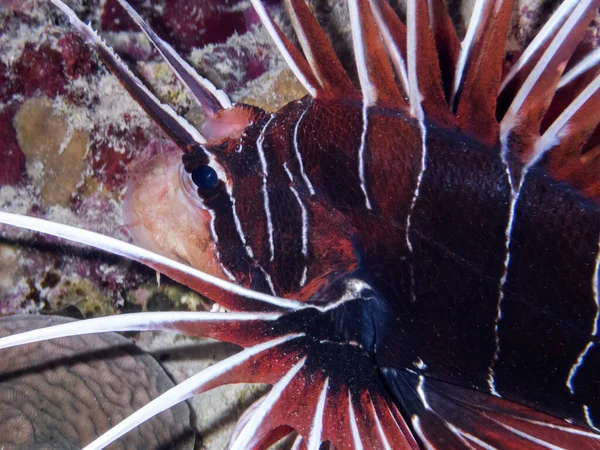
[197,93,600,426]
[1,0,600,448]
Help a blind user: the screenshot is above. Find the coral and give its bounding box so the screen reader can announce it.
[14,97,89,206]
[0,315,194,449]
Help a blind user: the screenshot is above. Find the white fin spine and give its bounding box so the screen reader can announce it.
[249,0,319,97]
[229,357,307,450]
[0,311,282,350]
[114,0,232,113]
[0,212,304,311]
[50,0,207,146]
[500,0,580,93]
[82,334,304,450]
[532,72,600,166]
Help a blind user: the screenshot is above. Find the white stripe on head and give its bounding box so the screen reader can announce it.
[256,116,276,262]
[293,104,316,195]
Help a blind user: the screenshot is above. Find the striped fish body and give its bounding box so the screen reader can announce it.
[189,94,600,430]
[2,0,600,448]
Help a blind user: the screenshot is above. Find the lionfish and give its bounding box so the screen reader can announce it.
[1,0,600,448]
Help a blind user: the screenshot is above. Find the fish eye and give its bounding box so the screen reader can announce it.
[191,165,219,190]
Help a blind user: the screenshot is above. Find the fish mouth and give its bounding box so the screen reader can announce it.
[122,140,228,282]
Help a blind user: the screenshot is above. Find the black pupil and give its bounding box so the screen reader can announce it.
[191,166,219,190]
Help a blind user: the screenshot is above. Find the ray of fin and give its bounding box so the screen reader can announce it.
[229,358,307,450]
[559,46,600,89]
[499,0,581,95]
[386,400,422,450]
[500,0,600,166]
[320,384,356,450]
[81,334,303,450]
[451,0,487,106]
[249,0,320,97]
[405,0,453,123]
[428,0,461,102]
[0,211,304,311]
[368,0,409,99]
[0,311,283,350]
[453,0,515,146]
[368,398,394,450]
[347,392,365,450]
[50,0,206,150]
[284,0,358,99]
[541,46,600,134]
[228,396,295,449]
[538,72,600,176]
[114,0,231,114]
[352,392,403,449]
[307,378,329,450]
[230,362,328,449]
[291,434,305,450]
[370,394,419,449]
[348,0,404,107]
[385,370,600,449]
[229,361,417,450]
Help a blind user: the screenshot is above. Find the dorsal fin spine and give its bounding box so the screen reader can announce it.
[559,47,600,89]
[50,0,207,149]
[499,0,580,94]
[451,0,487,110]
[284,0,358,99]
[0,211,304,311]
[349,0,405,107]
[533,73,600,167]
[114,0,231,114]
[249,0,320,97]
[406,0,425,120]
[369,0,410,100]
[500,0,600,163]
